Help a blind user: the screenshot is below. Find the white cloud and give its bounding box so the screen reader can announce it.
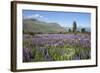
[24,14,44,19]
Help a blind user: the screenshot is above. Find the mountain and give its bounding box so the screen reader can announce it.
[23,18,67,33]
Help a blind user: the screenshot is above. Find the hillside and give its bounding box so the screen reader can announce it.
[23,18,67,33]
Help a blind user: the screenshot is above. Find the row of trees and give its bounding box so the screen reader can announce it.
[69,21,86,33]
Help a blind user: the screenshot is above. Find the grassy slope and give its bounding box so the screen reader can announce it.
[23,19,67,33]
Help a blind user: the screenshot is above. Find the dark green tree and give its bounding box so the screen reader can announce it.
[73,21,77,33]
[68,28,71,32]
[81,28,86,33]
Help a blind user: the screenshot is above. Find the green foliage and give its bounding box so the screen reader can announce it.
[23,30,35,36]
[68,28,71,32]
[31,48,36,57]
[24,44,90,62]
[34,49,44,61]
[48,46,75,61]
[81,28,86,33]
[23,40,32,48]
[73,21,77,33]
[28,31,35,36]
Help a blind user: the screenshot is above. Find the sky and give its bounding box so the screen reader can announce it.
[23,10,91,28]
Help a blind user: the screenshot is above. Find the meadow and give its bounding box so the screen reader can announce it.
[23,33,91,62]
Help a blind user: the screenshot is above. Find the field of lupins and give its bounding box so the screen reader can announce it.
[23,33,91,62]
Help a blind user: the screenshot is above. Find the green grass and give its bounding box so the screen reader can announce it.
[28,45,90,62]
[48,46,75,60]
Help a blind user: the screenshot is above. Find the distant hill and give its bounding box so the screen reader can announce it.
[23,18,67,33]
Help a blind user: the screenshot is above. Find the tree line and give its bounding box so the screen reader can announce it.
[69,21,87,33]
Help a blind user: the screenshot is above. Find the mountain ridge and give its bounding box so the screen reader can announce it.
[23,18,67,33]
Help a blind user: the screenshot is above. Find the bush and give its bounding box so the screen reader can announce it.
[81,28,86,33]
